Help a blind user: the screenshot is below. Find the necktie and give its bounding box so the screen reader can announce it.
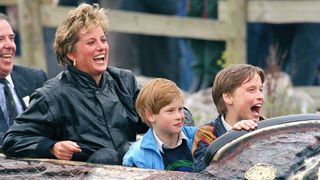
[0,79,17,126]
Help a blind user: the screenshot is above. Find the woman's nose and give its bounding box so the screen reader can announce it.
[97,40,108,50]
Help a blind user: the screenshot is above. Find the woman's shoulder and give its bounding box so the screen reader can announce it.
[106,66,138,92]
[37,71,69,95]
[107,66,135,77]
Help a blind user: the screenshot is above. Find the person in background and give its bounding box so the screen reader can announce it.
[192,64,265,172]
[177,0,196,91]
[248,23,320,86]
[2,4,148,165]
[117,0,181,86]
[123,78,197,172]
[0,13,47,145]
[187,0,225,92]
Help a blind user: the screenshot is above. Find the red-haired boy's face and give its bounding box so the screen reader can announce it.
[149,97,185,139]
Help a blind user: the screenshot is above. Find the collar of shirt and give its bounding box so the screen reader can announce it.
[3,74,14,88]
[221,115,232,131]
[1,74,23,114]
[153,128,187,153]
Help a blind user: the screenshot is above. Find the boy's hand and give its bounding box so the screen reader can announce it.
[232,120,258,131]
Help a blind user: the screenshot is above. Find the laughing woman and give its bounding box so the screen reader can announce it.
[2,3,148,165]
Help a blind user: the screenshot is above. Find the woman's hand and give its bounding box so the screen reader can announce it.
[51,141,82,160]
[232,120,258,131]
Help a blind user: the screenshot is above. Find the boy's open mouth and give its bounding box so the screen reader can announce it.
[251,104,262,115]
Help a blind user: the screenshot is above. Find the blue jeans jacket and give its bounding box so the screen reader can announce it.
[123,126,197,170]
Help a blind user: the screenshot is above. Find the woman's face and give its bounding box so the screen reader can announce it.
[68,26,109,81]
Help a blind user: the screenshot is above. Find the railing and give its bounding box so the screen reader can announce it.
[1,0,320,71]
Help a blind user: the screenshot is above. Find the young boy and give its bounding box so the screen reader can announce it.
[123,78,197,172]
[192,64,265,172]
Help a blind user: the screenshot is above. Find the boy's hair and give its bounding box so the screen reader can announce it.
[212,64,265,116]
[135,78,184,127]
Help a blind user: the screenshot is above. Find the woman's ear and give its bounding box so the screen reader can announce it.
[67,51,77,66]
[67,51,75,61]
[223,92,233,105]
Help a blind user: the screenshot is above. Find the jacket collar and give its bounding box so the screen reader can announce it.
[140,127,190,152]
[140,128,158,151]
[212,115,228,138]
[66,66,106,89]
[152,129,188,153]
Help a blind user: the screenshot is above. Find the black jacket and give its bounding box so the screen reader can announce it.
[2,66,148,163]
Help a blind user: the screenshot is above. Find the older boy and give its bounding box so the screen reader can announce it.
[123,78,197,172]
[192,64,265,172]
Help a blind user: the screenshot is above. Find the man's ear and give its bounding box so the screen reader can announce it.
[223,92,233,105]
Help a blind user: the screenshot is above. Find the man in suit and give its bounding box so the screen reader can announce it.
[0,13,48,145]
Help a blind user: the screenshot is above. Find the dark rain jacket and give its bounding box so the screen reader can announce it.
[2,66,148,164]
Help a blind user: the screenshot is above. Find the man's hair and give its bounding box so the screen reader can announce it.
[54,3,109,66]
[0,13,9,22]
[135,78,184,127]
[212,64,265,116]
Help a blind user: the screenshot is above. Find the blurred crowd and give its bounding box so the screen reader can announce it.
[1,0,319,91]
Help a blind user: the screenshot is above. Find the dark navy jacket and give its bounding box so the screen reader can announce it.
[0,65,47,145]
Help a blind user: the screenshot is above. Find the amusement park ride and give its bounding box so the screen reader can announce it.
[0,114,319,179]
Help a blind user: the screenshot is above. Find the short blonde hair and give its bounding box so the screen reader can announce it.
[135,78,184,127]
[54,3,109,66]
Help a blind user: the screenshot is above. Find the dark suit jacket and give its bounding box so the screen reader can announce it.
[0,65,48,144]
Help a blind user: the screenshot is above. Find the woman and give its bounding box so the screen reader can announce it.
[2,3,148,165]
